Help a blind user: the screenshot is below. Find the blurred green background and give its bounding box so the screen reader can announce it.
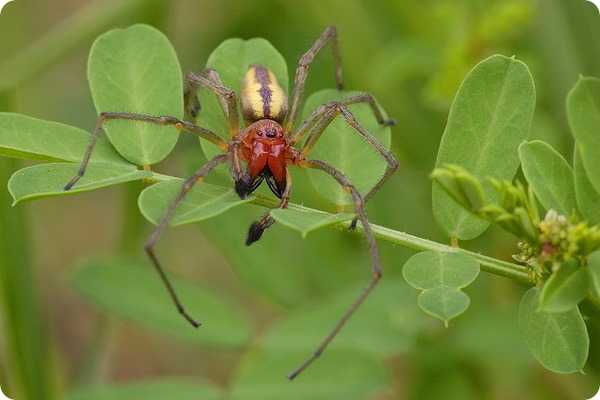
[0,0,600,399]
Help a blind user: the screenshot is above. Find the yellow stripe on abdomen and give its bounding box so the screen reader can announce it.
[241,65,288,123]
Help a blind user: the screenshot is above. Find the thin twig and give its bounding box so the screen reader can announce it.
[250,194,532,283]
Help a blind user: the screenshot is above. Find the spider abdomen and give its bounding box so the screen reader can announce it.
[241,65,288,123]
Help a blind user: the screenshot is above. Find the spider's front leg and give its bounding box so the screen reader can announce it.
[287,158,382,380]
[291,97,399,228]
[144,154,229,327]
[284,25,343,132]
[64,112,226,191]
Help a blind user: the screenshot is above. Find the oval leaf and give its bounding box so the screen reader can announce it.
[72,259,251,348]
[587,250,600,299]
[567,76,600,193]
[433,55,536,240]
[270,208,354,238]
[403,251,479,325]
[302,89,392,205]
[66,380,223,400]
[138,179,253,226]
[574,146,600,225]
[88,24,182,165]
[539,263,589,313]
[519,140,577,216]
[417,287,470,327]
[9,163,149,205]
[0,113,129,164]
[197,38,288,159]
[402,251,480,290]
[519,288,589,373]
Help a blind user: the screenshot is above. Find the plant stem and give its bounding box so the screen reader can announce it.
[146,173,532,283]
[251,194,532,284]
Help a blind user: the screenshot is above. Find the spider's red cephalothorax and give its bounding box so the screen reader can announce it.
[65,26,399,380]
[240,119,290,198]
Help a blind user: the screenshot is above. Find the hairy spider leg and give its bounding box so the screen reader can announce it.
[299,101,398,204]
[287,158,382,380]
[183,69,248,189]
[293,100,399,228]
[291,93,396,146]
[145,154,229,327]
[63,112,227,191]
[63,83,238,328]
[284,25,343,133]
[184,69,240,136]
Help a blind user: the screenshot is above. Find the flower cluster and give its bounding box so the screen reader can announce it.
[432,164,600,283]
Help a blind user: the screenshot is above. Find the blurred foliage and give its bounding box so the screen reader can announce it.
[0,0,600,399]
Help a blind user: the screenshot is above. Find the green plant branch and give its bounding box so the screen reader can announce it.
[144,172,531,283]
[250,194,532,283]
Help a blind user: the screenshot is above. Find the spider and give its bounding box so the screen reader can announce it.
[64,26,399,379]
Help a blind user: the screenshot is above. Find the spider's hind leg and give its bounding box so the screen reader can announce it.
[287,158,382,380]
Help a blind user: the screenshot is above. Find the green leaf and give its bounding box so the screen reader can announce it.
[567,76,600,193]
[197,38,288,159]
[518,140,577,216]
[138,179,253,226]
[66,380,223,400]
[402,251,480,290]
[88,24,182,165]
[539,263,588,313]
[574,147,600,225]
[402,251,480,325]
[302,89,392,205]
[417,287,470,328]
[72,259,251,348]
[8,163,149,205]
[518,288,589,373]
[433,55,535,240]
[260,279,428,356]
[587,250,600,298]
[0,113,130,164]
[229,350,389,400]
[270,208,354,238]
